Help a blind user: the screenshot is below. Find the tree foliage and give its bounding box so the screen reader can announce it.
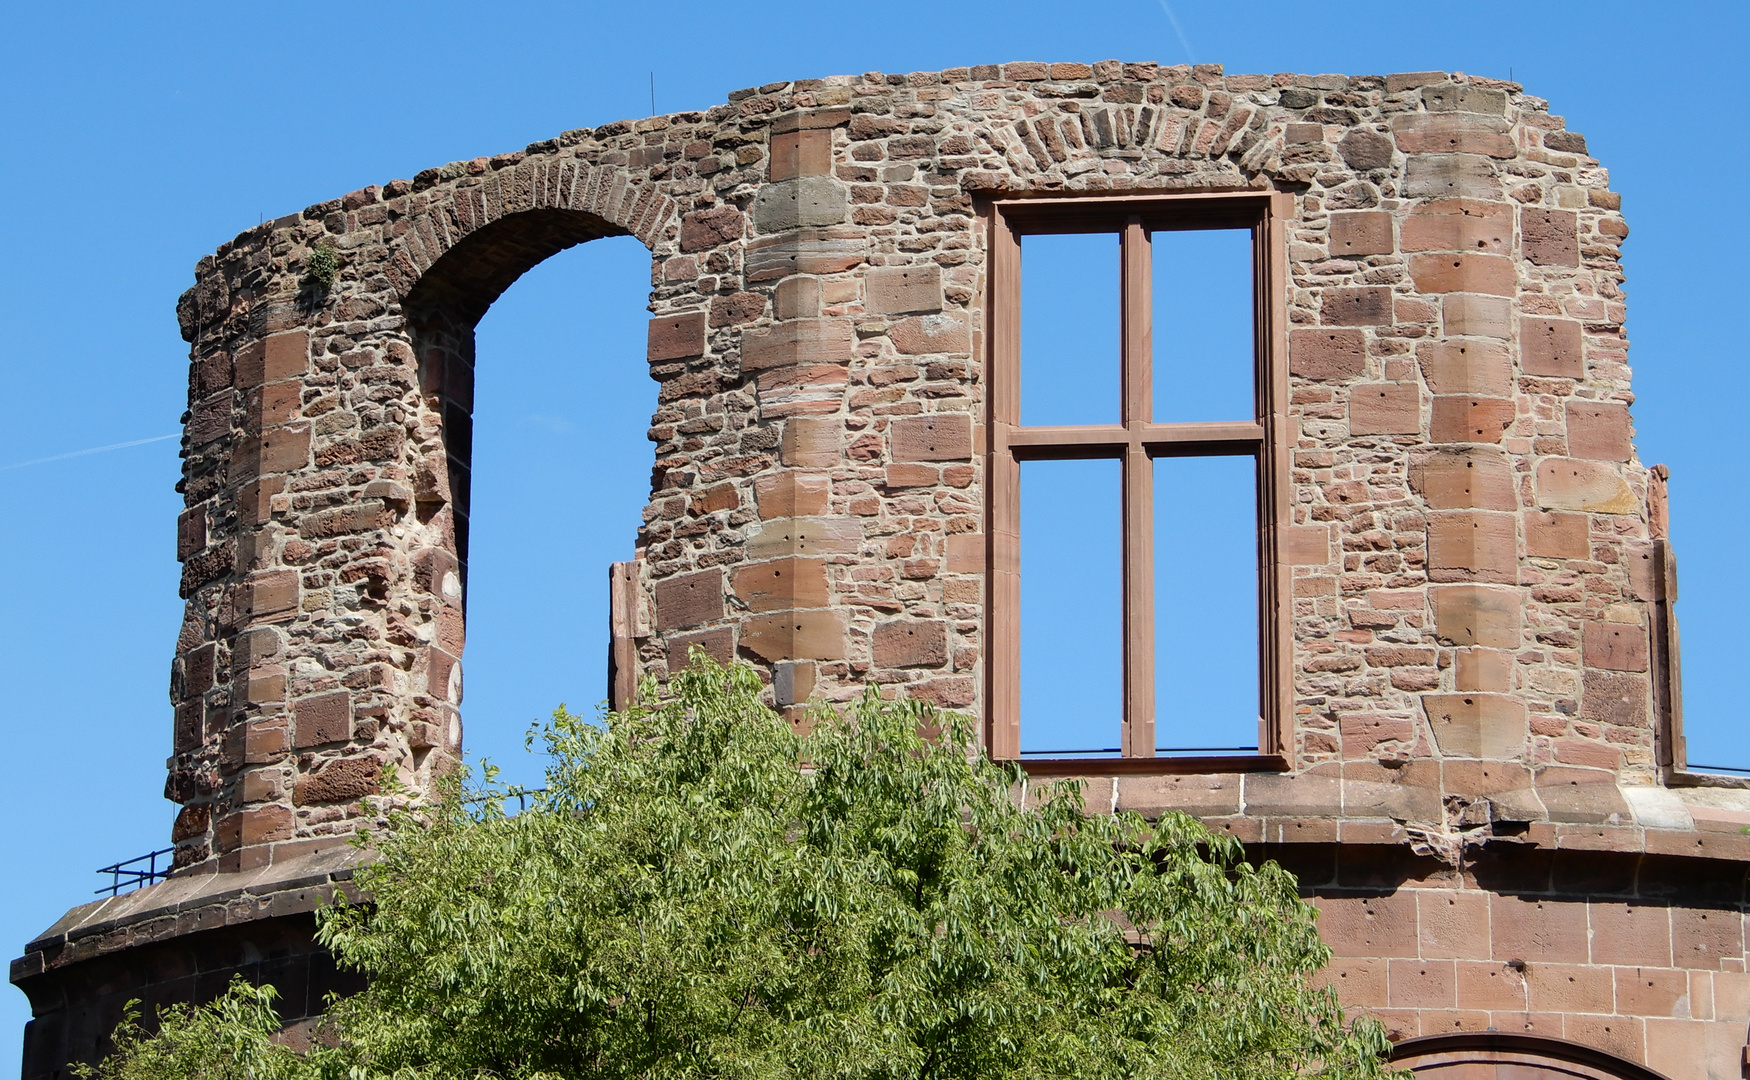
[86,656,1396,1080]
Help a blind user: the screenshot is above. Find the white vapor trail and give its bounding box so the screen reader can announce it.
[1156,0,1196,66]
[0,433,179,473]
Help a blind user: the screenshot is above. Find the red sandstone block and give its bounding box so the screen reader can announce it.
[1442,293,1511,339]
[730,557,831,613]
[679,206,743,252]
[740,609,848,662]
[1409,252,1517,296]
[1524,963,1615,1016]
[1403,199,1512,255]
[1430,396,1515,444]
[1493,895,1589,964]
[1423,693,1527,759]
[257,422,312,475]
[246,570,299,621]
[1671,908,1743,969]
[1388,959,1457,1009]
[1522,207,1580,267]
[1282,524,1332,565]
[293,691,352,749]
[1430,585,1521,648]
[871,619,948,668]
[239,804,294,847]
[1455,960,1527,1010]
[755,471,830,518]
[1583,621,1649,673]
[1409,447,1516,510]
[647,312,707,361]
[769,129,832,181]
[1454,648,1513,692]
[1525,510,1589,559]
[864,265,942,315]
[1329,212,1393,257]
[741,319,854,371]
[1591,903,1674,967]
[1535,458,1636,514]
[1521,317,1585,378]
[1418,340,1511,396]
[1349,382,1420,435]
[945,533,984,574]
[889,313,969,355]
[779,417,842,467]
[294,756,381,805]
[1426,510,1517,583]
[1614,967,1688,1018]
[1312,955,1389,1007]
[1419,890,1493,960]
[891,414,972,461]
[1321,287,1393,326]
[654,569,725,630]
[1565,401,1632,462]
[666,626,736,673]
[1290,328,1367,380]
[1313,893,1420,958]
[1392,114,1514,158]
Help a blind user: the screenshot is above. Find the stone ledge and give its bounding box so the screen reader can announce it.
[12,846,366,983]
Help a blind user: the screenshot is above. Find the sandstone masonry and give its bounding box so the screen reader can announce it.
[14,62,1748,1080]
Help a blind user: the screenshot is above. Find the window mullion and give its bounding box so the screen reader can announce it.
[1121,217,1154,757]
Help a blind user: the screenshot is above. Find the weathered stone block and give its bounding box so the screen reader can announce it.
[647,312,707,361]
[751,178,847,232]
[666,626,736,672]
[889,313,969,355]
[864,265,942,315]
[1417,340,1510,397]
[293,691,352,749]
[1409,446,1516,510]
[1426,510,1517,583]
[891,414,972,461]
[1525,510,1589,558]
[1424,693,1527,759]
[1401,198,1512,254]
[679,206,743,252]
[741,609,848,661]
[1409,253,1516,296]
[1422,84,1507,116]
[1565,401,1632,462]
[1583,621,1649,672]
[1429,396,1514,444]
[1348,382,1420,435]
[1392,113,1514,158]
[746,517,862,558]
[1535,458,1635,513]
[1321,287,1393,326]
[730,557,831,613]
[769,129,832,181]
[741,319,854,371]
[1328,212,1393,256]
[293,757,381,805]
[755,471,830,518]
[1431,584,1522,648]
[1441,293,1511,339]
[779,417,841,467]
[1282,524,1332,565]
[1290,328,1366,380]
[654,569,724,630]
[1403,154,1501,200]
[1580,670,1649,727]
[1521,207,1579,267]
[871,619,948,668]
[1520,317,1584,377]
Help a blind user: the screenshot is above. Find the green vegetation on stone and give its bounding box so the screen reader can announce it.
[81,655,1396,1080]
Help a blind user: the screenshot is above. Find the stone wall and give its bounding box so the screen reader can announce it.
[15,61,1748,1080]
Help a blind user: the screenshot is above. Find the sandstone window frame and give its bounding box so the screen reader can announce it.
[985,191,1294,774]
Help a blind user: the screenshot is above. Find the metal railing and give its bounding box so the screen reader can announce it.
[95,848,174,898]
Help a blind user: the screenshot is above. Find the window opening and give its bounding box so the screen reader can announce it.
[988,194,1290,767]
[462,235,652,793]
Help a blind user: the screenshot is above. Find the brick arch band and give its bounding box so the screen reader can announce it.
[28,62,1750,1080]
[1392,1033,1672,1080]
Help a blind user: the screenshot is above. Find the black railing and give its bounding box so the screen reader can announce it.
[95,848,174,897]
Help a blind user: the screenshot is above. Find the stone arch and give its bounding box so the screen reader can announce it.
[389,202,670,771]
[1391,1033,1670,1080]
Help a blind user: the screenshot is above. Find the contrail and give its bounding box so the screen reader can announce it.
[0,433,179,473]
[1156,0,1196,66]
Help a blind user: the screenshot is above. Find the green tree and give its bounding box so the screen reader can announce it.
[85,656,1395,1080]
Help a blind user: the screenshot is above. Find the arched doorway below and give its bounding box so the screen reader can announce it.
[1392,1033,1672,1080]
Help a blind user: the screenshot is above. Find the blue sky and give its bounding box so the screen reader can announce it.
[3,0,1745,1066]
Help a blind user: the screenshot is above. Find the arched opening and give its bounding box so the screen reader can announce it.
[403,210,655,791]
[1391,1033,1671,1080]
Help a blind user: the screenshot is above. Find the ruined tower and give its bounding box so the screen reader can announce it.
[13,61,1745,1080]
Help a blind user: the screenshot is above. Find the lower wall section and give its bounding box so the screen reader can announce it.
[13,914,362,1080]
[1263,843,1750,1080]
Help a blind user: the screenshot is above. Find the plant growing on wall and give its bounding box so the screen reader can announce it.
[305,241,340,292]
[80,656,1396,1080]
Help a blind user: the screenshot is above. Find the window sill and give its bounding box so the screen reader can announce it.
[1012,754,1289,777]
